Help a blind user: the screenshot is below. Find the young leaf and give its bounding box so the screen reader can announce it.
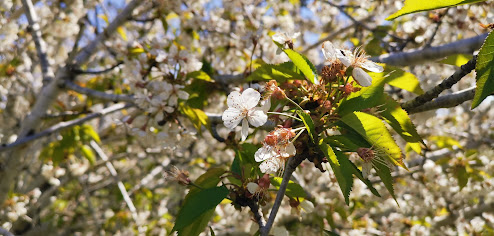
[80,144,96,165]
[373,158,398,204]
[283,49,319,84]
[454,164,469,190]
[386,0,486,20]
[246,62,306,82]
[472,31,494,109]
[172,186,229,233]
[179,104,210,133]
[340,112,407,170]
[378,94,424,154]
[296,110,317,143]
[186,70,213,82]
[440,54,471,67]
[270,177,307,198]
[326,150,355,205]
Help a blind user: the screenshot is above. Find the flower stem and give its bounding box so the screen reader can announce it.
[285,97,305,111]
[267,111,302,122]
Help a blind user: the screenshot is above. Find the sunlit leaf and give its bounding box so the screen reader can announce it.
[80,144,96,165]
[246,61,306,82]
[340,112,407,170]
[283,49,319,84]
[318,140,339,166]
[429,135,463,150]
[270,177,307,198]
[440,54,471,67]
[180,104,210,133]
[379,94,423,154]
[386,0,486,20]
[296,110,317,143]
[186,70,213,82]
[472,31,494,108]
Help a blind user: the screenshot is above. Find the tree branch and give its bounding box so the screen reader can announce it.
[72,61,123,75]
[260,154,305,236]
[21,0,55,85]
[372,34,487,66]
[408,87,477,114]
[402,55,477,112]
[0,103,132,152]
[247,199,266,229]
[89,140,139,224]
[64,80,135,103]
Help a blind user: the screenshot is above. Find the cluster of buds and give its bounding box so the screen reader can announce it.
[264,80,286,100]
[245,174,271,200]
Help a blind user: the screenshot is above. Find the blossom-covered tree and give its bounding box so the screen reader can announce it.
[0,0,493,235]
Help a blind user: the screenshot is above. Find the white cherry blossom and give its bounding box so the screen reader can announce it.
[222,88,268,141]
[322,41,383,87]
[255,128,296,174]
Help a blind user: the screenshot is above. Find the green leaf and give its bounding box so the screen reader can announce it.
[440,54,471,67]
[347,159,381,197]
[328,151,355,205]
[379,94,423,154]
[209,226,216,236]
[472,31,494,109]
[186,70,213,82]
[386,0,486,20]
[338,74,387,116]
[373,157,398,204]
[173,186,229,233]
[296,110,317,143]
[180,104,210,133]
[190,168,226,196]
[283,49,319,84]
[323,134,367,152]
[80,144,96,165]
[318,140,339,166]
[429,135,463,150]
[80,124,101,143]
[367,66,424,95]
[324,229,341,236]
[270,177,307,198]
[246,61,306,82]
[454,164,469,190]
[340,112,407,170]
[178,210,215,236]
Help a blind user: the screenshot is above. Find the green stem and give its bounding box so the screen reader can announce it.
[285,97,305,111]
[267,111,302,122]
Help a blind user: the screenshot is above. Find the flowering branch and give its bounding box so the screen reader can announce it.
[260,153,306,236]
[372,34,486,66]
[0,103,132,152]
[89,140,139,224]
[401,55,477,111]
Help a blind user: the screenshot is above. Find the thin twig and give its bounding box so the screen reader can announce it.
[372,34,487,66]
[402,55,477,111]
[64,80,135,103]
[407,87,478,114]
[21,0,55,85]
[0,103,132,152]
[423,9,449,48]
[247,199,266,229]
[72,61,123,75]
[260,154,305,236]
[89,140,139,224]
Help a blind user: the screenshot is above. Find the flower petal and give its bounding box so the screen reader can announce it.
[241,118,249,141]
[322,41,337,61]
[255,146,273,162]
[222,108,244,129]
[242,88,261,109]
[259,158,281,174]
[260,98,271,113]
[227,91,243,109]
[285,142,296,156]
[362,162,372,178]
[247,108,268,127]
[272,33,287,44]
[352,67,372,87]
[336,49,353,67]
[361,60,384,73]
